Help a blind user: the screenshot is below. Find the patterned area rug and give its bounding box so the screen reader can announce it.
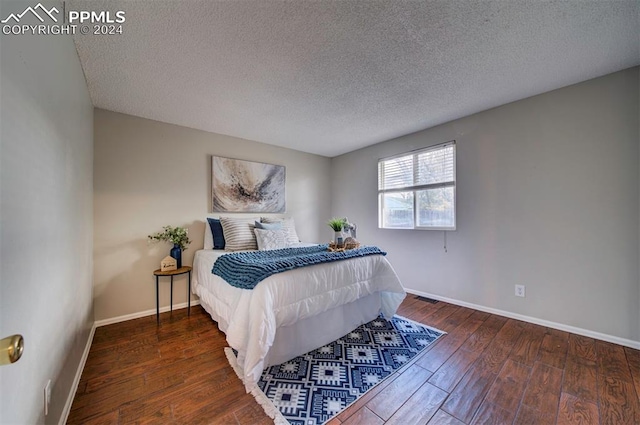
[226,315,445,425]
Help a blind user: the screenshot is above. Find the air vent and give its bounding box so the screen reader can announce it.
[415,296,439,304]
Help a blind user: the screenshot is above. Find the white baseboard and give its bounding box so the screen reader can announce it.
[405,289,640,350]
[58,301,201,424]
[59,322,96,425]
[95,300,201,327]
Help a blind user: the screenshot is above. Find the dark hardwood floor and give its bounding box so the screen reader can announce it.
[67,296,640,424]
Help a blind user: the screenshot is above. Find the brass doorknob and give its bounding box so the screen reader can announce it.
[0,335,24,365]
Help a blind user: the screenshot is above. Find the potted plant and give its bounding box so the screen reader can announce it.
[327,218,347,245]
[148,226,191,268]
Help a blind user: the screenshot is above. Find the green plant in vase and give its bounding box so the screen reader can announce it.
[148,225,191,268]
[327,218,347,245]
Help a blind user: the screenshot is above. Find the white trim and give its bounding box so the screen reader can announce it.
[378,142,457,231]
[95,300,201,327]
[405,288,640,350]
[58,322,96,425]
[59,301,202,423]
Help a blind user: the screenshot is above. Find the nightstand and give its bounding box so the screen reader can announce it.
[153,266,192,324]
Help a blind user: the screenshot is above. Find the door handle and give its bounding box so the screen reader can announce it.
[0,335,24,365]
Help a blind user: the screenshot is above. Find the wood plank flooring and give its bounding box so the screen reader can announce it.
[67,296,640,424]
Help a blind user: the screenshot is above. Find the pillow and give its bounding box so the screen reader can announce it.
[254,220,282,231]
[219,217,257,251]
[206,218,225,249]
[261,217,300,245]
[204,218,214,249]
[254,228,289,251]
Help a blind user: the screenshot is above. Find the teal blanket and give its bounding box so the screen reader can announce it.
[212,244,386,289]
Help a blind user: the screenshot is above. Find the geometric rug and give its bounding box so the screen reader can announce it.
[226,315,445,425]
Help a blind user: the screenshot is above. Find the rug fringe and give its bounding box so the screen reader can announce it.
[225,347,289,425]
[224,315,446,425]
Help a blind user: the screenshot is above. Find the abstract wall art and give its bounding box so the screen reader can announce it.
[212,156,286,213]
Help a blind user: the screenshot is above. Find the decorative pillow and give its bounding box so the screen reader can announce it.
[207,218,225,249]
[219,217,257,251]
[261,217,300,245]
[254,228,289,251]
[204,218,214,249]
[254,221,282,231]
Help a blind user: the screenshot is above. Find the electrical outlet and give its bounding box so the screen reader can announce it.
[44,380,51,416]
[515,285,526,298]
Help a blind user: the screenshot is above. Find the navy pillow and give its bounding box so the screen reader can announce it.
[207,218,225,249]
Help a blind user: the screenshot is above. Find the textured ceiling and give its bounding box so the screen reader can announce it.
[70,0,640,157]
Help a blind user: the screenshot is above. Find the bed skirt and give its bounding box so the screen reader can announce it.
[199,292,383,369]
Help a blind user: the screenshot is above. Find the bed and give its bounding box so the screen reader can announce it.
[192,221,406,388]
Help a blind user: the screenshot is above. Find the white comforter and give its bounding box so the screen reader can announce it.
[192,247,406,385]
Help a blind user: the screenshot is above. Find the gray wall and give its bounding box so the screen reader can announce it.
[0,2,95,423]
[332,67,640,343]
[93,109,332,321]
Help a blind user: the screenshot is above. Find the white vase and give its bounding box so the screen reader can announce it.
[334,231,343,245]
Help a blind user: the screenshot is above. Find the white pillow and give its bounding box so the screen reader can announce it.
[220,217,257,251]
[261,217,300,245]
[204,218,214,250]
[254,229,289,251]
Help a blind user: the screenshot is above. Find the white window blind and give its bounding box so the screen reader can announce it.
[378,141,456,230]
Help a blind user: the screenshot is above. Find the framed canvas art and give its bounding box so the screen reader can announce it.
[212,156,286,213]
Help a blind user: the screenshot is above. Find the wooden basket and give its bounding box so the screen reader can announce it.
[328,237,361,252]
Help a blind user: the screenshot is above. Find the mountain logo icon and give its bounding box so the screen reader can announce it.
[1,3,59,24]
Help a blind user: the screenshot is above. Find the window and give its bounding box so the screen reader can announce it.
[378,141,456,230]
